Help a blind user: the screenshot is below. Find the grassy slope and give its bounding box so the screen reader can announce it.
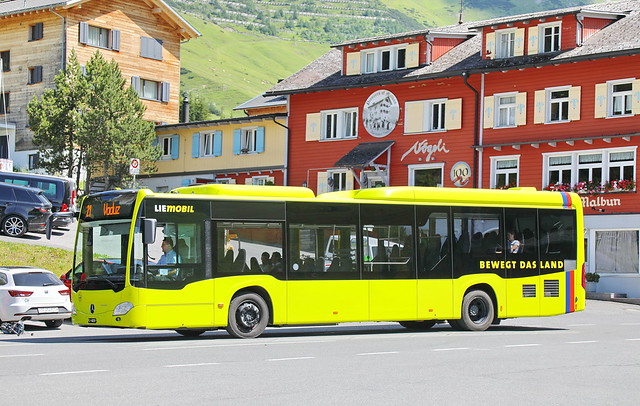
[0,242,73,276]
[180,16,329,119]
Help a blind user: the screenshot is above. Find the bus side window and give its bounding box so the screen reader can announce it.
[417,207,450,279]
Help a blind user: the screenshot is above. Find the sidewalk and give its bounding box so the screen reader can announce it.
[587,292,640,306]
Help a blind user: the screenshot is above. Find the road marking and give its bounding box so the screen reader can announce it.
[0,353,44,358]
[143,339,333,351]
[566,340,598,344]
[40,369,108,376]
[625,338,640,341]
[357,351,399,356]
[567,323,596,327]
[504,344,541,348]
[164,362,220,368]
[432,347,470,352]
[620,323,640,326]
[267,356,315,362]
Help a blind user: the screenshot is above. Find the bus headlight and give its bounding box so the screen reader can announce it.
[113,301,134,316]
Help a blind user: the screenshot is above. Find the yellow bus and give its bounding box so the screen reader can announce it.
[71,185,585,338]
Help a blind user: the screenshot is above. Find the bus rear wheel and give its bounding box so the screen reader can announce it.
[458,290,494,331]
[399,321,436,330]
[226,292,269,339]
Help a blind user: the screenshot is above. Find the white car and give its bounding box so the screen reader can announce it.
[0,267,72,328]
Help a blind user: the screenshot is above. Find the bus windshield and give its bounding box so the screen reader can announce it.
[73,219,133,292]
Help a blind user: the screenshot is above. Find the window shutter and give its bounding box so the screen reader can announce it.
[161,82,170,102]
[445,98,462,130]
[245,178,253,185]
[528,26,539,55]
[228,179,236,184]
[256,127,265,153]
[317,172,328,194]
[141,37,150,58]
[131,76,141,94]
[594,83,608,118]
[485,32,496,59]
[152,137,158,147]
[170,135,179,160]
[232,129,242,155]
[345,171,354,190]
[633,80,640,115]
[406,42,420,68]
[514,28,525,57]
[111,30,120,51]
[267,176,275,184]
[404,101,425,133]
[533,90,546,124]
[306,113,321,141]
[483,96,495,129]
[191,132,200,158]
[79,22,88,44]
[345,52,361,76]
[568,86,581,121]
[181,179,191,187]
[213,131,223,157]
[155,39,163,60]
[515,92,527,126]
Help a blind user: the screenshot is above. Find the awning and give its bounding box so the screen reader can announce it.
[334,140,394,168]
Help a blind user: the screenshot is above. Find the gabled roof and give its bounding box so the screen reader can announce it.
[234,93,287,111]
[332,23,475,48]
[267,0,640,96]
[0,0,200,40]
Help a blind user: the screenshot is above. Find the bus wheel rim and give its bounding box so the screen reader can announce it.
[237,302,260,330]
[469,298,487,323]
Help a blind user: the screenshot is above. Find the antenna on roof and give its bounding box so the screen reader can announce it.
[458,0,464,24]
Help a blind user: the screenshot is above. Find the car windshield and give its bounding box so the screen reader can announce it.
[73,220,132,292]
[13,272,61,286]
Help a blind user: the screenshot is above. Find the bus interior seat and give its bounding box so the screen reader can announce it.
[249,256,261,273]
[234,249,247,272]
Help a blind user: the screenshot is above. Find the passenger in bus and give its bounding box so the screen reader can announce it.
[507,231,521,254]
[271,251,283,272]
[175,239,189,262]
[260,252,272,272]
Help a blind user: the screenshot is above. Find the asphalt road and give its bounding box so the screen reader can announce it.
[0,299,638,405]
[0,220,77,251]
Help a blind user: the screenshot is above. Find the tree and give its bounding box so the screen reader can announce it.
[179,91,210,122]
[28,51,160,192]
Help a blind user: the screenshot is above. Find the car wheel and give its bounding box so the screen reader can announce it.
[2,215,27,237]
[44,320,63,329]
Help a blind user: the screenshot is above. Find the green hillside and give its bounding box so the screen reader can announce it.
[175,0,605,120]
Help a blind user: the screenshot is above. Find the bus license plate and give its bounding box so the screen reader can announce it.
[88,318,97,323]
[38,307,58,314]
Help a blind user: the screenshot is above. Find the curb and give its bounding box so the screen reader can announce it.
[587,292,640,306]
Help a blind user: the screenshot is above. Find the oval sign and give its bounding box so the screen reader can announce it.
[362,90,399,138]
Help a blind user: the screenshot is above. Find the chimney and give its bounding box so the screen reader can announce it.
[181,92,190,123]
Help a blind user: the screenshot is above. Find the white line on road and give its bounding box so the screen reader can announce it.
[40,370,108,376]
[432,347,470,352]
[267,356,315,362]
[566,340,599,344]
[567,323,596,327]
[504,344,541,348]
[143,339,333,351]
[0,353,44,358]
[164,362,220,368]
[625,338,640,341]
[357,351,399,356]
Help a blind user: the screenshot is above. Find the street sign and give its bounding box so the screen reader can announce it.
[129,158,140,175]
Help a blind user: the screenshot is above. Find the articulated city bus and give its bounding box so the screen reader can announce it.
[71,184,585,338]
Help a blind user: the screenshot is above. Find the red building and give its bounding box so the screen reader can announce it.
[267,1,640,297]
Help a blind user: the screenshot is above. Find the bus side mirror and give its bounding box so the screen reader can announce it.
[143,218,157,245]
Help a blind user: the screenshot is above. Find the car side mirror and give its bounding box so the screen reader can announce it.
[143,218,157,245]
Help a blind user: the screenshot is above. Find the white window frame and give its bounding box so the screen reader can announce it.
[426,99,447,132]
[321,108,358,140]
[327,170,348,192]
[361,45,408,74]
[608,79,634,117]
[543,147,637,187]
[408,163,444,187]
[241,127,258,154]
[547,86,570,123]
[495,93,517,128]
[490,155,520,189]
[577,152,603,183]
[202,132,215,157]
[539,22,561,53]
[252,176,270,186]
[160,136,173,159]
[496,29,515,58]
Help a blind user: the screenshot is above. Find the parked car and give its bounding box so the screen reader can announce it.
[0,182,52,237]
[0,267,72,328]
[0,171,77,229]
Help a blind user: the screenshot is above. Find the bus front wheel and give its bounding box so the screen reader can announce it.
[457,290,494,331]
[227,292,269,339]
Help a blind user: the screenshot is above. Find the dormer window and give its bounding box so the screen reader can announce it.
[497,29,516,58]
[540,22,561,53]
[362,45,408,73]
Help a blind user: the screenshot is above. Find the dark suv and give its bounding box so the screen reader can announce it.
[0,172,77,228]
[0,183,52,237]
